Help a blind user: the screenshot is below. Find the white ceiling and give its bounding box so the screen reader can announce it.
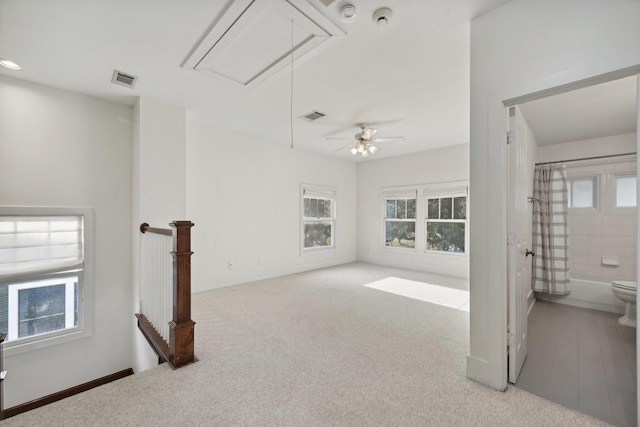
[3,0,634,162]
[518,76,638,146]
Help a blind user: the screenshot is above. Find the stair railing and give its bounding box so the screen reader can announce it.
[136,221,195,368]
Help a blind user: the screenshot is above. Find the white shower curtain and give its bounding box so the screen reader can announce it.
[531,164,570,295]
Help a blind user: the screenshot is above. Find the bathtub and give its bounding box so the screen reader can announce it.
[535,277,625,314]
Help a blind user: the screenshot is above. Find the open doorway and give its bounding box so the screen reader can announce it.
[507,75,638,426]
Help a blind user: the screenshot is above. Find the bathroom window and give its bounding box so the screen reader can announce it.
[615,176,636,207]
[567,177,597,208]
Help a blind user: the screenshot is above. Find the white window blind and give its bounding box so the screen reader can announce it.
[422,182,468,198]
[0,215,84,280]
[382,189,417,200]
[303,188,336,200]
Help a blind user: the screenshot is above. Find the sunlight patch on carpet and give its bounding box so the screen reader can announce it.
[364,277,469,312]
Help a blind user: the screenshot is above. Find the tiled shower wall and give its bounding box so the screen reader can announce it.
[566,158,637,282]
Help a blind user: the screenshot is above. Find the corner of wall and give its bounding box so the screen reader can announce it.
[131,96,188,372]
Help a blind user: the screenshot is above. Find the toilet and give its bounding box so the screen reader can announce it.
[611,280,637,327]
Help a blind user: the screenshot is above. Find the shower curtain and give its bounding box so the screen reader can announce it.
[531,164,570,295]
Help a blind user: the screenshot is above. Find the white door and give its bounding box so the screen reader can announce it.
[507,106,532,384]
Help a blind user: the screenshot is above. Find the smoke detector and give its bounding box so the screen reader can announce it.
[340,4,356,23]
[372,7,393,26]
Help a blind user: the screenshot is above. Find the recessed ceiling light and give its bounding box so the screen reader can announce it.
[0,58,21,70]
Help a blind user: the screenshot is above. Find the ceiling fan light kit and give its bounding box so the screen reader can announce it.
[350,140,379,158]
[330,126,404,158]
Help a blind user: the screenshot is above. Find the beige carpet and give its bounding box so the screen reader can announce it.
[2,263,607,426]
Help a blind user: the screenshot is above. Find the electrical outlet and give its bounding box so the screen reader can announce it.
[258,257,263,265]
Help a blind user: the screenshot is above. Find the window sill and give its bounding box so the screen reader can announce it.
[424,249,468,257]
[302,246,336,255]
[382,245,417,254]
[3,326,92,357]
[568,207,599,214]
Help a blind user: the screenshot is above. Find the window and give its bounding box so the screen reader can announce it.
[381,183,468,254]
[616,176,636,207]
[302,186,336,250]
[8,276,77,340]
[425,195,466,253]
[567,177,596,208]
[0,207,92,354]
[384,191,417,249]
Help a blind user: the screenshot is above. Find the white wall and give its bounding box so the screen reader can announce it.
[356,144,469,287]
[186,120,357,292]
[0,75,133,406]
[469,0,640,391]
[131,97,188,373]
[135,98,187,225]
[566,157,637,282]
[537,133,637,163]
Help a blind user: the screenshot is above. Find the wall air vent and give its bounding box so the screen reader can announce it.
[300,110,326,122]
[111,70,137,88]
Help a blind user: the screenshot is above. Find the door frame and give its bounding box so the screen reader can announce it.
[502,68,640,395]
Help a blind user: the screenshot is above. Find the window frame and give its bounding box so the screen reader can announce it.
[0,206,94,356]
[8,274,78,341]
[301,185,336,253]
[424,190,468,256]
[614,173,637,209]
[382,190,417,251]
[567,175,599,210]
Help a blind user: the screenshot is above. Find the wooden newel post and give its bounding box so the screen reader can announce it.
[169,221,195,368]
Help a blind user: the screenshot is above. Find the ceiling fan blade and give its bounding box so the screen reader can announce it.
[326,137,354,140]
[334,143,355,152]
[374,136,405,142]
[362,128,377,140]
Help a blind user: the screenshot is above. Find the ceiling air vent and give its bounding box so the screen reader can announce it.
[111,70,137,89]
[299,110,326,122]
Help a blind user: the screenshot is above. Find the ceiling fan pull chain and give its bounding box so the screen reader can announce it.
[290,19,294,149]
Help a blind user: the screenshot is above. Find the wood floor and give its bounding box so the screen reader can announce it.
[516,300,637,426]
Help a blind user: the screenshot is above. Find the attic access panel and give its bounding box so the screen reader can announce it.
[183,0,344,87]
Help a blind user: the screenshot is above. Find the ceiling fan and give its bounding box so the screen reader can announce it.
[328,126,404,158]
